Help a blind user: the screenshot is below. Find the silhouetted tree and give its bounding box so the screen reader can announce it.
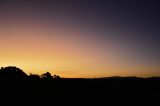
[41,72,53,80]
[53,75,61,79]
[0,66,61,81]
[0,66,28,80]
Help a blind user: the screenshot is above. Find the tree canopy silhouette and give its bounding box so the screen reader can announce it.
[0,66,60,81]
[0,66,28,80]
[41,72,53,80]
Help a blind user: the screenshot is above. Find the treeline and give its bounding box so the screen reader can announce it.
[1,66,160,81]
[0,66,60,81]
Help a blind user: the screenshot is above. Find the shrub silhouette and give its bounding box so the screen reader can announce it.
[53,75,61,79]
[41,72,53,80]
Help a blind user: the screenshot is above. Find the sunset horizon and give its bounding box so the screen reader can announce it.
[0,0,159,78]
[0,1,160,104]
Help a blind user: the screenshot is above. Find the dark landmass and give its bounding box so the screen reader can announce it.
[0,66,159,105]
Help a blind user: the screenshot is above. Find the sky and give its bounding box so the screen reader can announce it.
[0,0,160,78]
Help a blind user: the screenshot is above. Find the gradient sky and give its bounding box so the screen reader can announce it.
[0,0,160,78]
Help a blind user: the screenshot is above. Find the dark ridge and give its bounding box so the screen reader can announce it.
[0,66,159,105]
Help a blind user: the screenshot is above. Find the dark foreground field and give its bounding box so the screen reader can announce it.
[0,66,159,105]
[0,77,160,105]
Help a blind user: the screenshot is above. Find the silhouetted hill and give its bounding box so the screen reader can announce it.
[0,66,159,105]
[0,66,28,80]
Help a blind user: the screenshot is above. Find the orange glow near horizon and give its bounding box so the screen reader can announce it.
[0,5,159,78]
